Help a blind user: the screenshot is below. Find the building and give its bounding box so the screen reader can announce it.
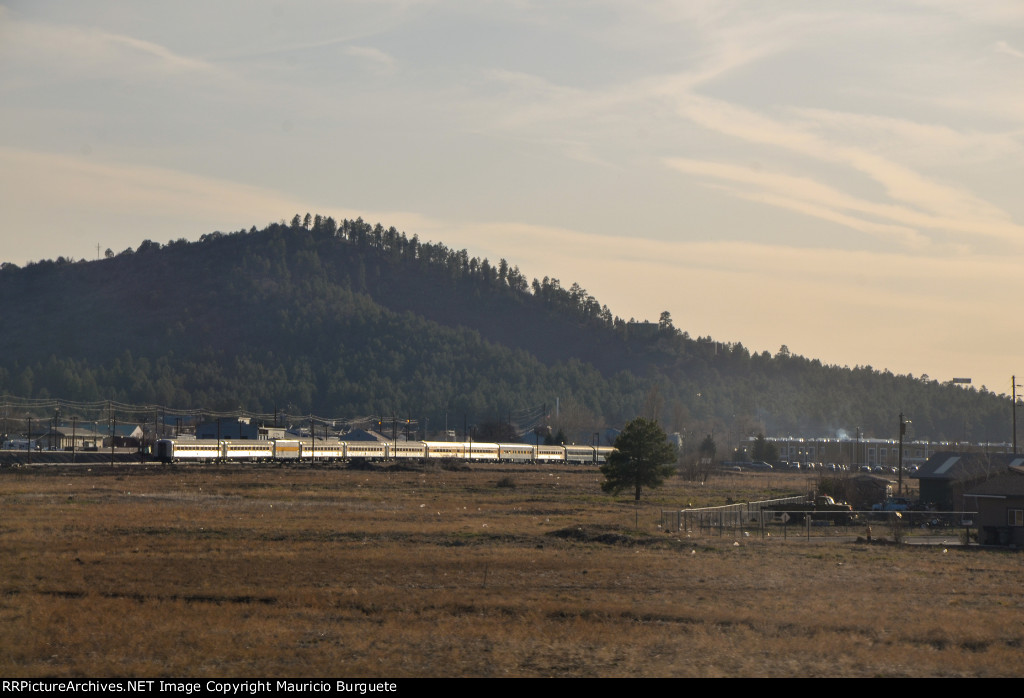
[847,474,893,509]
[766,436,935,469]
[915,451,1024,511]
[195,417,261,440]
[35,425,106,451]
[111,424,144,448]
[964,466,1024,546]
[765,436,1014,471]
[339,429,392,442]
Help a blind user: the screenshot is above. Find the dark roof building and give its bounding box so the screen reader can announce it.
[847,473,893,509]
[964,466,1024,546]
[195,418,261,440]
[339,429,390,442]
[914,451,1024,510]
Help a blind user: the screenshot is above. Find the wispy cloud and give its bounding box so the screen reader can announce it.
[0,147,329,259]
[664,158,929,248]
[668,95,1024,247]
[345,45,398,73]
[994,40,1024,60]
[0,11,224,81]
[788,108,1024,166]
[98,33,217,75]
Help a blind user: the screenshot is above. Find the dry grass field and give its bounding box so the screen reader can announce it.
[1,461,1022,678]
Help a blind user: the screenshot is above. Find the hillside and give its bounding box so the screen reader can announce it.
[0,216,1013,444]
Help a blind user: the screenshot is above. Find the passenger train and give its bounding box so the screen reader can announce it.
[156,438,615,465]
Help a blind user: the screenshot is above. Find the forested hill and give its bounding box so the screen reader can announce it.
[0,216,1012,443]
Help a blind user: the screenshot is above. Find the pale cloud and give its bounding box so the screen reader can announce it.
[0,148,334,259]
[662,157,1024,250]
[994,40,1024,60]
[904,0,1024,24]
[788,108,1024,166]
[669,95,1024,246]
[0,11,223,81]
[98,33,218,75]
[345,45,399,73]
[664,158,928,247]
[483,69,644,131]
[452,218,1019,287]
[844,151,1014,236]
[732,190,930,250]
[0,148,282,211]
[478,21,778,135]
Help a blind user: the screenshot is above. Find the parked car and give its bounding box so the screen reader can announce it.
[872,497,912,512]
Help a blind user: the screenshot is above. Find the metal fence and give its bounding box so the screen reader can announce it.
[663,504,975,544]
[661,496,804,534]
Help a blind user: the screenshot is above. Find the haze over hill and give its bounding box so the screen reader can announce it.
[0,217,1013,447]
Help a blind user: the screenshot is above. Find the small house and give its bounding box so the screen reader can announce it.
[964,465,1024,546]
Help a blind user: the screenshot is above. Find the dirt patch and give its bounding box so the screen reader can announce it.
[548,524,655,545]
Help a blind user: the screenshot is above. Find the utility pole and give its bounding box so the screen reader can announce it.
[898,413,910,497]
[1013,376,1021,455]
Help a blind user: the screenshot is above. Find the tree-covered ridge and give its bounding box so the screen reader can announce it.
[0,217,635,434]
[0,215,1014,444]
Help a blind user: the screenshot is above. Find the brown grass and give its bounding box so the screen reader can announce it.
[0,463,1020,677]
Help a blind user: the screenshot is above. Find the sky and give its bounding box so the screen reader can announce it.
[1,1,1022,396]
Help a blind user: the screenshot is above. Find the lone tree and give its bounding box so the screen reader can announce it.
[699,434,717,463]
[600,417,678,502]
[751,433,778,463]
